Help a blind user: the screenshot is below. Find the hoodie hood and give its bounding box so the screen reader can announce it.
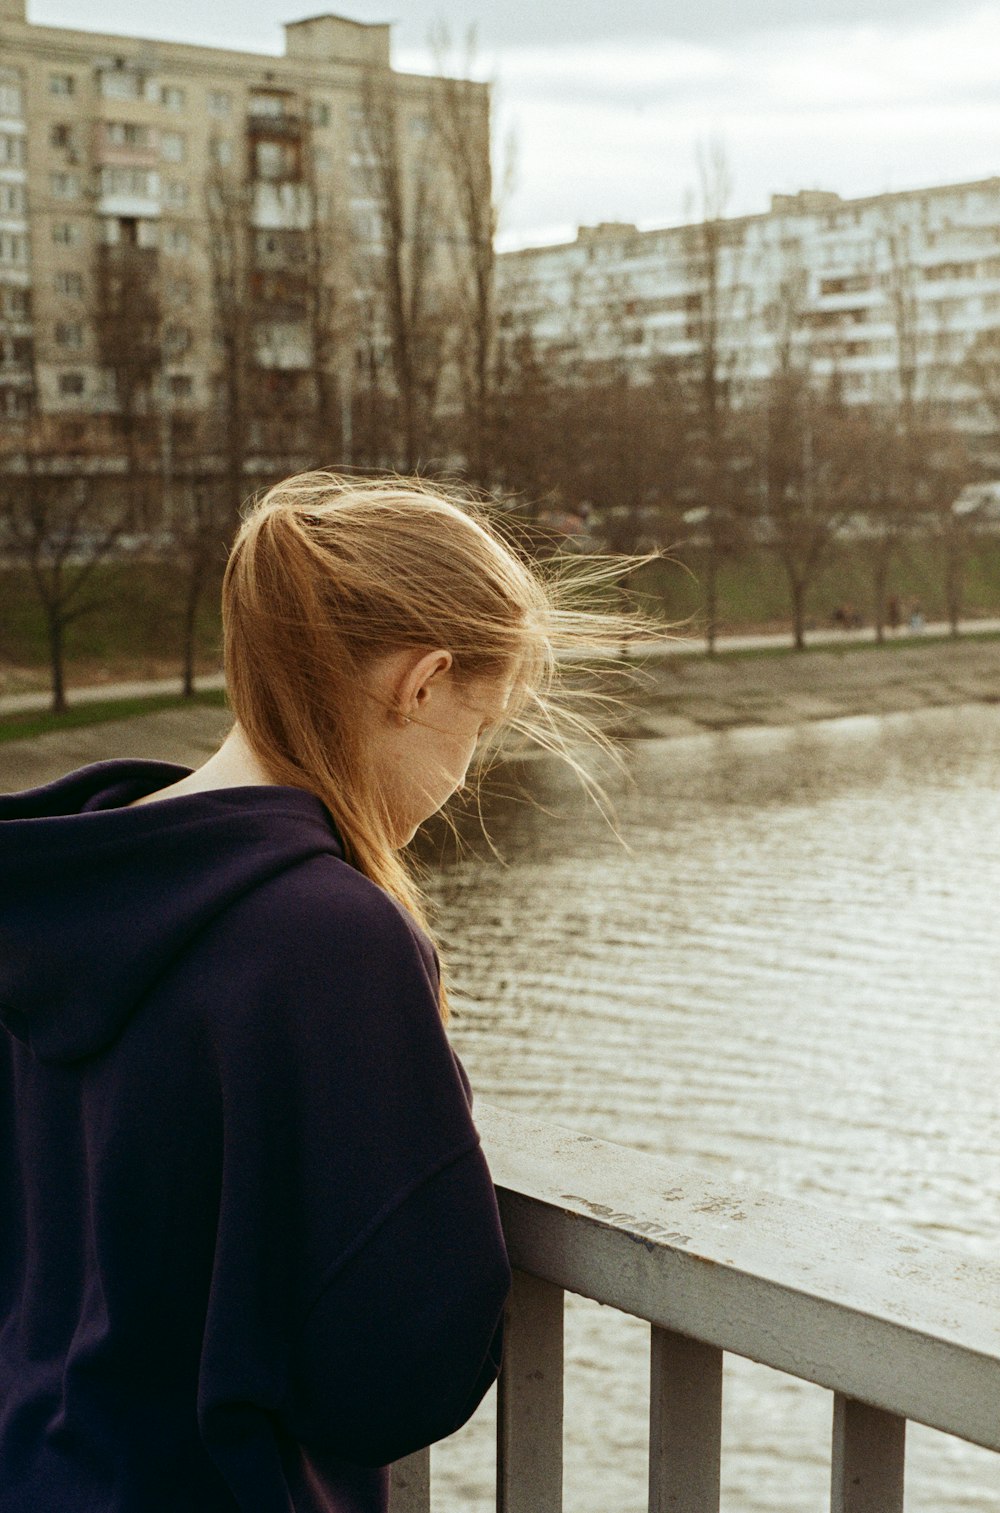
[0,760,345,1065]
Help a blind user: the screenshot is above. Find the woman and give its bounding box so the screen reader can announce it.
[0,475,632,1513]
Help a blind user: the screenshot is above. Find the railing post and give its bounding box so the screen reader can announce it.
[830,1393,905,1513]
[648,1326,723,1513]
[388,1448,430,1513]
[497,1269,565,1513]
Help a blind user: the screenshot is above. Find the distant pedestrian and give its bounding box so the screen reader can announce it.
[909,601,925,634]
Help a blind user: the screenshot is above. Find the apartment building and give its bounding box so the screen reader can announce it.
[497,180,1000,442]
[0,0,486,473]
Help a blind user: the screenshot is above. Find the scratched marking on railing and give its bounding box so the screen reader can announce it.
[691,1195,748,1221]
[560,1195,692,1249]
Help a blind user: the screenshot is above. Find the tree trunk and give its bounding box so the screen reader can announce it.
[181,566,204,698]
[704,543,719,655]
[48,611,67,714]
[872,544,890,646]
[790,576,807,650]
[945,527,963,637]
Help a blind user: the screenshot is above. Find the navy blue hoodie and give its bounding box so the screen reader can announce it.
[0,760,510,1513]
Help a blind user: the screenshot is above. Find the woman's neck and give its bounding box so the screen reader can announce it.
[128,724,274,806]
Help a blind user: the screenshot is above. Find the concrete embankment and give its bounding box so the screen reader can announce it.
[2,636,999,794]
[609,635,1000,740]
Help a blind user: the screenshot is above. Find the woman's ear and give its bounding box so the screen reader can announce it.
[398,649,453,721]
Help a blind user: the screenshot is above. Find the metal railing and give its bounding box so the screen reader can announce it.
[390,1105,1000,1512]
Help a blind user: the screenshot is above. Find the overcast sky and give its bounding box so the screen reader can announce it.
[29,1,1000,249]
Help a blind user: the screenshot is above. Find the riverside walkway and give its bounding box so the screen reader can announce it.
[3,617,1000,719]
[4,624,1000,793]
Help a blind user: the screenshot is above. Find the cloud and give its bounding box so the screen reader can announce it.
[30,0,1000,250]
[313,0,979,50]
[398,5,1000,246]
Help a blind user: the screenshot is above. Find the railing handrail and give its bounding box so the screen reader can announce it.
[477,1103,1000,1453]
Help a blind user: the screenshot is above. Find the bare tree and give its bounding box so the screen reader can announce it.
[684,141,747,652]
[205,169,256,528]
[0,420,130,712]
[755,265,862,649]
[162,462,229,697]
[429,27,505,485]
[356,69,451,471]
[860,210,925,640]
[92,222,162,528]
[301,132,354,468]
[964,326,1000,439]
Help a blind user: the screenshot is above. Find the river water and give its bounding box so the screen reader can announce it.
[421,702,1000,1513]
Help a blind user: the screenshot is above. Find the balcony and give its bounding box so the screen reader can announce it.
[251,181,311,232]
[93,120,160,169]
[389,1106,1000,1513]
[95,167,160,221]
[247,111,303,140]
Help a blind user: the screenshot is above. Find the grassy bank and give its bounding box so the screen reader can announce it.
[631,535,1000,630]
[0,689,229,745]
[0,560,225,690]
[2,537,1000,693]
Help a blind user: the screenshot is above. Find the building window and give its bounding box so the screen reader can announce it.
[52,221,81,245]
[50,172,80,199]
[50,122,73,149]
[161,130,185,163]
[161,86,186,111]
[0,79,24,117]
[55,321,84,348]
[164,180,189,210]
[99,167,159,198]
[249,93,286,118]
[58,371,85,395]
[1,286,30,318]
[309,100,331,127]
[49,74,75,96]
[106,121,152,149]
[255,140,295,181]
[0,232,26,266]
[0,134,26,169]
[208,89,232,116]
[0,182,26,215]
[348,163,371,195]
[209,137,233,167]
[54,271,84,297]
[348,106,370,154]
[168,373,193,398]
[164,324,192,355]
[409,114,431,138]
[99,70,143,102]
[165,226,191,255]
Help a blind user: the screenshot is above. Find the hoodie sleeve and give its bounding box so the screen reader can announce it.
[284,1143,509,1467]
[193,857,510,1477]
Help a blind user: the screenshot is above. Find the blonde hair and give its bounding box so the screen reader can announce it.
[222,472,653,1018]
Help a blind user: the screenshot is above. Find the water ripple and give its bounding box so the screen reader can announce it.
[422,704,1000,1512]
